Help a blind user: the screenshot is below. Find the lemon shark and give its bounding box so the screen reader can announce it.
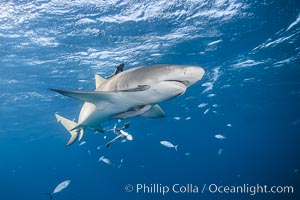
[50,64,205,146]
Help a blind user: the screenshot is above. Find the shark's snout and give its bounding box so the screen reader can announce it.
[183,66,205,85]
[167,66,204,87]
[185,66,204,76]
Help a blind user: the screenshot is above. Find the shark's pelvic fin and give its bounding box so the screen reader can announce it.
[113,105,152,119]
[113,104,165,119]
[55,114,79,146]
[141,104,165,118]
[95,74,106,88]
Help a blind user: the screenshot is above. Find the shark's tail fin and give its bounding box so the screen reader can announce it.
[45,193,53,200]
[55,114,79,146]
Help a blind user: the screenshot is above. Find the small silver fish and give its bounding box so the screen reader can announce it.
[218,148,223,155]
[98,156,112,165]
[215,134,226,140]
[160,141,178,151]
[207,94,216,97]
[78,141,86,146]
[46,180,71,200]
[53,180,71,194]
[120,139,127,143]
[173,117,181,120]
[201,82,213,87]
[207,39,222,46]
[204,108,210,115]
[198,103,208,108]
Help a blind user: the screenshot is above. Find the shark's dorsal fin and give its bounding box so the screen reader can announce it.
[95,74,106,88]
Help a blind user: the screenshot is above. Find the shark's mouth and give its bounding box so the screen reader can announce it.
[162,80,188,98]
[166,80,190,87]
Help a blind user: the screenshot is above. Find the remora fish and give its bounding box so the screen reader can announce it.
[51,64,204,146]
[105,129,133,149]
[46,180,71,200]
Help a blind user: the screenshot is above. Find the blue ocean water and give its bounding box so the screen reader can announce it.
[0,0,299,200]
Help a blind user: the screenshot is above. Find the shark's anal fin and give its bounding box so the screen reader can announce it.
[95,74,106,88]
[141,104,165,118]
[55,114,79,146]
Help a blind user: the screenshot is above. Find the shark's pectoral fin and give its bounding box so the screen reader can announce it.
[141,104,165,118]
[50,88,108,103]
[50,85,150,104]
[50,88,113,104]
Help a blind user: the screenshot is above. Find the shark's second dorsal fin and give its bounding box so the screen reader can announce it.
[95,74,106,88]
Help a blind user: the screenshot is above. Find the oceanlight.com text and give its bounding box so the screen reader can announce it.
[207,184,294,195]
[124,183,294,196]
